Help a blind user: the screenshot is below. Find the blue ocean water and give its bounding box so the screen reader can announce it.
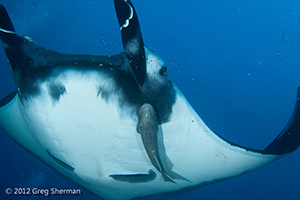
[0,0,300,199]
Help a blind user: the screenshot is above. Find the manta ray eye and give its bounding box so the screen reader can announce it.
[159,66,167,76]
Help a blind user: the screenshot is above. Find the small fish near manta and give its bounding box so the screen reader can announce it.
[0,0,300,200]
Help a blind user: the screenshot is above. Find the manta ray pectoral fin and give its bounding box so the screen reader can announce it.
[114,0,146,86]
[263,87,300,155]
[219,87,300,156]
[0,93,50,166]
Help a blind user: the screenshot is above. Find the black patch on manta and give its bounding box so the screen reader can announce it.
[150,82,177,123]
[2,31,126,98]
[15,56,176,123]
[96,66,147,118]
[109,170,156,183]
[48,82,66,102]
[3,31,176,123]
[14,57,121,99]
[99,67,177,123]
[0,91,17,107]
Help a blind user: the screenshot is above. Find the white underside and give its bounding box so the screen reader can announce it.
[0,70,281,200]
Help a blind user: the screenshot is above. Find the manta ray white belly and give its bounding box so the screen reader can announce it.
[20,70,150,173]
[0,70,281,200]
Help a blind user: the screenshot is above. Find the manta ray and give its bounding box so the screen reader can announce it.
[0,0,300,199]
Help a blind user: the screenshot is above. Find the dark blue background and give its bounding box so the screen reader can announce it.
[1,0,300,199]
